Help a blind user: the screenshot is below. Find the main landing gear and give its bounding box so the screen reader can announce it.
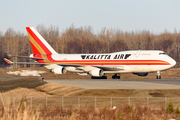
[91,76,107,79]
[112,74,120,79]
[156,71,161,79]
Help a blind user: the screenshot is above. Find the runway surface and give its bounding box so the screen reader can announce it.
[44,79,180,89]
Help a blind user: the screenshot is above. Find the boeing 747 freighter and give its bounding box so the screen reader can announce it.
[4,27,176,79]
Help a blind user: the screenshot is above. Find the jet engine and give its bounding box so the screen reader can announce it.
[89,68,104,77]
[133,73,148,76]
[50,66,66,74]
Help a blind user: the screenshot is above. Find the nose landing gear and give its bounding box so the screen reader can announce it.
[112,73,120,79]
[156,71,161,79]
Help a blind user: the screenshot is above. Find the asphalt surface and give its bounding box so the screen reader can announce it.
[44,79,180,89]
[121,79,180,85]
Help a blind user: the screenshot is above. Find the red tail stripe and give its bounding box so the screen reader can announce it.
[48,63,168,65]
[26,27,52,54]
[30,41,41,55]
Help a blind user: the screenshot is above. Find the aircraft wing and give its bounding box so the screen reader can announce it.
[4,58,124,71]
[93,66,124,71]
[3,58,91,67]
[3,58,85,66]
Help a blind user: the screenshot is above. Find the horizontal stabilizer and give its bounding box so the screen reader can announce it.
[8,55,46,60]
[3,58,46,65]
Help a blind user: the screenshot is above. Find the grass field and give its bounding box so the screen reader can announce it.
[0,67,180,119]
[1,67,180,98]
[0,78,45,91]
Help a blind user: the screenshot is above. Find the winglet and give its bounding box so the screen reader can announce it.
[3,58,13,64]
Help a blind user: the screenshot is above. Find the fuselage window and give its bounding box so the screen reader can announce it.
[159,53,167,55]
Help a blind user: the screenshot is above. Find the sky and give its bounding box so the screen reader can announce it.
[0,0,180,34]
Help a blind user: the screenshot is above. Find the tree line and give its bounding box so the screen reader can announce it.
[0,24,179,67]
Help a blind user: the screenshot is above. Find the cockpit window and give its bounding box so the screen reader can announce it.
[159,53,167,55]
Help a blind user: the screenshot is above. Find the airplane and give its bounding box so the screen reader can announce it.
[3,27,176,79]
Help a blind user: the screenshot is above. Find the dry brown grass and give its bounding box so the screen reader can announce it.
[0,97,180,120]
[36,83,84,96]
[0,88,49,97]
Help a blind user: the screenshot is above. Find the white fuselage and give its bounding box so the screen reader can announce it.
[43,50,176,74]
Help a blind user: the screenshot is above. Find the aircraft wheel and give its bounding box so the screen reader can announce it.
[112,75,120,79]
[156,71,161,79]
[91,76,95,79]
[91,76,107,79]
[103,76,107,79]
[156,75,161,79]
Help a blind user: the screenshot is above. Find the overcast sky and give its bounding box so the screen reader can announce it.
[0,0,180,34]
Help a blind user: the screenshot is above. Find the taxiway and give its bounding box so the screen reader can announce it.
[44,79,180,89]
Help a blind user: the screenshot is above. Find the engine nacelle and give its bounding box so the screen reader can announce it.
[50,66,66,74]
[89,68,104,77]
[133,73,148,76]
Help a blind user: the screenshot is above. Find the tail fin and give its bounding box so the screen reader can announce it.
[26,27,57,55]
